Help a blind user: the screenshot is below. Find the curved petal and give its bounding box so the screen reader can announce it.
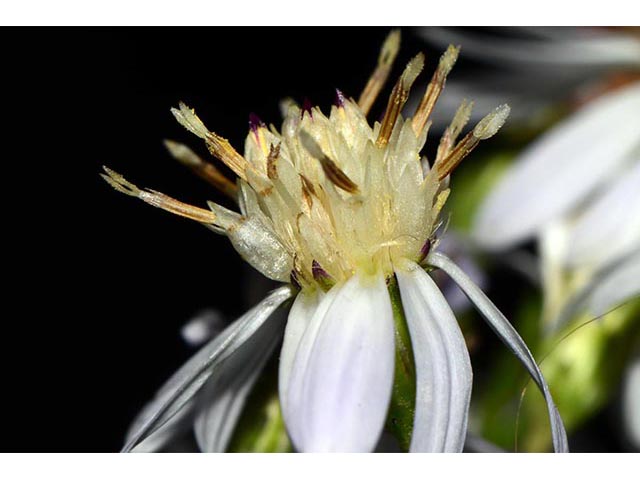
[395,260,472,452]
[283,273,395,452]
[427,252,569,452]
[122,285,293,452]
[473,82,640,250]
[193,309,286,452]
[565,160,640,269]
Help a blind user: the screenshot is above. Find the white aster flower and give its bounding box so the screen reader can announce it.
[473,81,640,326]
[414,27,640,130]
[103,31,567,453]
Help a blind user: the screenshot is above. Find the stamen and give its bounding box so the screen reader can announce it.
[435,99,474,164]
[101,166,217,224]
[300,174,316,209]
[376,53,424,147]
[300,131,359,194]
[435,104,510,180]
[163,140,238,200]
[411,45,460,136]
[266,143,281,180]
[358,29,401,116]
[171,102,248,181]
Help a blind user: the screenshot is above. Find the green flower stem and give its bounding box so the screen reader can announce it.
[385,276,417,451]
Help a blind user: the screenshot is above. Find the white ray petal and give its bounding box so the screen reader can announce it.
[427,252,569,452]
[278,292,322,410]
[283,273,395,452]
[396,260,472,452]
[193,309,285,452]
[122,286,293,452]
[565,160,640,269]
[473,82,640,250]
[281,287,339,451]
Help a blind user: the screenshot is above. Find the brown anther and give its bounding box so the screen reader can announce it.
[163,140,238,200]
[141,190,218,224]
[376,53,424,148]
[434,130,479,180]
[411,45,460,136]
[358,29,401,116]
[300,131,359,194]
[101,166,218,224]
[320,157,359,194]
[300,174,317,197]
[204,132,248,181]
[300,174,315,209]
[266,143,281,180]
[434,104,509,180]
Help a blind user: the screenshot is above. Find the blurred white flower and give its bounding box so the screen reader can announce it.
[473,82,640,324]
[414,27,640,130]
[180,309,226,347]
[104,32,567,453]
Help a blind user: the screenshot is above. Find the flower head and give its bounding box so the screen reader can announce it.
[104,31,567,453]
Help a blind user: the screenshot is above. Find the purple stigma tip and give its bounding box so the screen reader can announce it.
[334,89,345,108]
[302,98,314,119]
[419,240,431,261]
[249,112,265,132]
[311,260,331,280]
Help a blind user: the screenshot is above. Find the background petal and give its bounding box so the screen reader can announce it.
[473,82,640,250]
[193,309,286,452]
[565,160,640,270]
[122,285,293,452]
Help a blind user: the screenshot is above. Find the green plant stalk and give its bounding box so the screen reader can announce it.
[385,276,417,451]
